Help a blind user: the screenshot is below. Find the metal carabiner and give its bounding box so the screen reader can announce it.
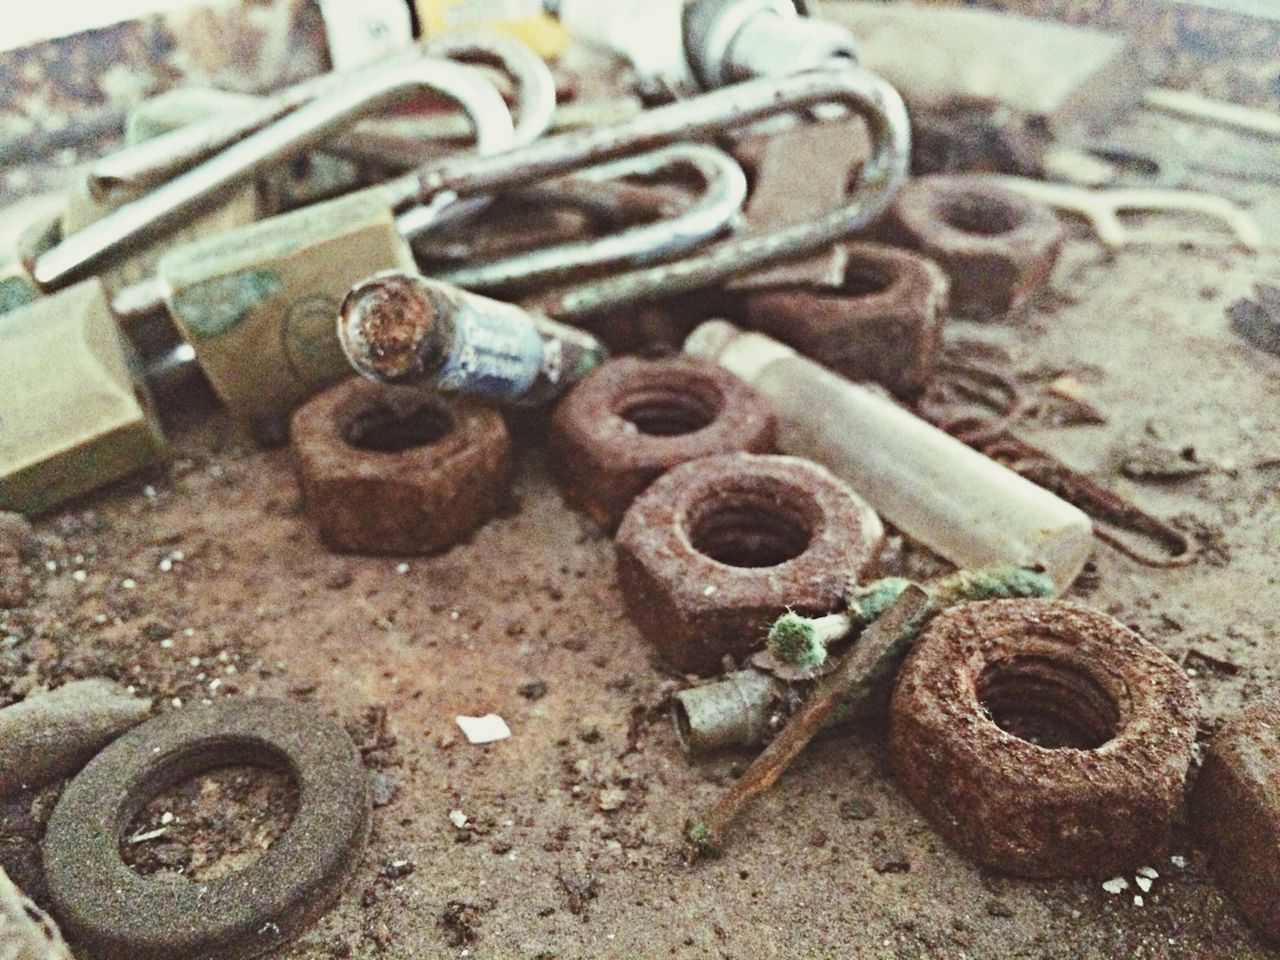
[382,64,908,289]
[88,32,553,196]
[415,142,749,294]
[34,57,515,289]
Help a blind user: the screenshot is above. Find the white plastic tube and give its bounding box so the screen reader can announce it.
[685,321,1094,592]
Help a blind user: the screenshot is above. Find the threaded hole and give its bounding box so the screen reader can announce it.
[977,655,1120,750]
[941,195,1024,236]
[616,382,723,437]
[842,265,895,297]
[687,489,813,568]
[343,402,454,453]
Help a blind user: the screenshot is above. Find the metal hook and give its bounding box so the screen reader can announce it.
[32,58,514,289]
[416,142,748,293]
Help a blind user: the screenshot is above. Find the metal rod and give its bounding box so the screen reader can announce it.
[32,59,514,289]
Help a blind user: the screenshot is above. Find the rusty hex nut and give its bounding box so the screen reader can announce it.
[292,377,510,555]
[889,599,1198,878]
[742,242,950,399]
[881,175,1064,318]
[1191,696,1280,940]
[615,453,884,675]
[548,356,777,528]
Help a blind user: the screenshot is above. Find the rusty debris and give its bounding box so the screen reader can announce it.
[291,377,511,556]
[2,2,1278,954]
[889,600,1199,878]
[548,355,777,528]
[880,174,1065,318]
[615,453,884,674]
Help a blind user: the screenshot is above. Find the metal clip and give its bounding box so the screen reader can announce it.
[418,142,749,294]
[33,57,515,289]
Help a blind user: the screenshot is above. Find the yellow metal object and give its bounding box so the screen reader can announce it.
[416,0,569,58]
[157,188,417,422]
[0,195,63,316]
[0,280,167,516]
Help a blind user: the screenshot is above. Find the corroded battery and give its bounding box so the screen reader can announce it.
[0,281,167,515]
[156,187,417,420]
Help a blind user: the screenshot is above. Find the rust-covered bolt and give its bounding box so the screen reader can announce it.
[615,453,884,675]
[880,174,1064,318]
[548,355,777,528]
[889,599,1198,878]
[292,376,510,555]
[742,242,949,399]
[1191,697,1280,940]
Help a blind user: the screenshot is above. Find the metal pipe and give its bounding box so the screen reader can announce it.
[33,59,514,289]
[421,142,748,292]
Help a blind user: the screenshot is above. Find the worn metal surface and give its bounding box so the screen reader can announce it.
[42,697,370,960]
[292,378,511,556]
[879,174,1065,318]
[742,242,950,399]
[547,355,777,529]
[615,453,884,674]
[890,599,1198,878]
[1192,696,1280,941]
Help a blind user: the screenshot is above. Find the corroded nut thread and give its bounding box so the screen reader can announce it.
[743,242,949,399]
[1191,697,1280,941]
[889,599,1198,878]
[292,376,510,555]
[548,355,777,529]
[615,453,884,675]
[880,174,1064,318]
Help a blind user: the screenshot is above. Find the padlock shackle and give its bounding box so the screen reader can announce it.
[33,58,515,290]
[424,142,749,294]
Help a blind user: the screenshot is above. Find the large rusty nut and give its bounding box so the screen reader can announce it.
[615,453,884,675]
[1191,697,1280,940]
[743,243,950,399]
[882,175,1064,318]
[548,356,778,528]
[292,377,510,555]
[889,600,1198,879]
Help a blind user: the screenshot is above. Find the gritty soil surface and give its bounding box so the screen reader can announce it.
[3,113,1280,959]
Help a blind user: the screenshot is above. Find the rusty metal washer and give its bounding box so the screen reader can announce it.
[616,453,884,675]
[548,355,777,528]
[889,599,1197,878]
[42,698,371,960]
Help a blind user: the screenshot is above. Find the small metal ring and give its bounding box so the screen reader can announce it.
[42,698,370,960]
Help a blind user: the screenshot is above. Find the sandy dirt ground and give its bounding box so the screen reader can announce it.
[3,109,1280,959]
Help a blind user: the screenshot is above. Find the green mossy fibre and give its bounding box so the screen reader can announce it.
[767,613,826,668]
[765,566,1055,668]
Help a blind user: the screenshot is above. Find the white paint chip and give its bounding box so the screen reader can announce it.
[1134,894,1145,907]
[1171,855,1188,869]
[449,809,469,829]
[455,714,511,744]
[1138,866,1160,880]
[1136,876,1153,893]
[1102,877,1129,894]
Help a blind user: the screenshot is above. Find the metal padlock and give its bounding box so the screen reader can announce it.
[153,187,418,421]
[0,281,166,515]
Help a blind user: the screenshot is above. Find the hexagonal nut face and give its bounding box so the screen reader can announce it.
[889,600,1198,879]
[615,453,884,675]
[743,242,950,399]
[1191,697,1280,940]
[883,175,1064,318]
[292,377,510,555]
[549,356,777,529]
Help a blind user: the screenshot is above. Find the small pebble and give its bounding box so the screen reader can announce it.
[449,810,470,829]
[1136,876,1153,893]
[1171,855,1188,869]
[1102,877,1129,894]
[455,714,511,744]
[598,787,626,812]
[1138,866,1159,880]
[1134,895,1145,907]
